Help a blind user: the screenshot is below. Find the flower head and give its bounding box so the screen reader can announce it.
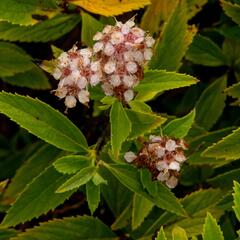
[124,135,188,189]
[93,19,155,103]
[52,46,102,108]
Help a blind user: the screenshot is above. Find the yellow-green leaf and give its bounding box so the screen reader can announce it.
[110,101,131,158]
[155,227,167,240]
[69,0,150,16]
[233,181,240,222]
[202,213,224,240]
[172,226,188,240]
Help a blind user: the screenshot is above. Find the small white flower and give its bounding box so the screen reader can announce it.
[55,87,67,99]
[71,70,80,81]
[156,161,169,171]
[124,151,137,163]
[77,76,88,89]
[61,76,72,86]
[93,42,104,53]
[104,42,115,56]
[168,161,180,171]
[53,68,62,80]
[65,95,77,108]
[110,75,121,87]
[58,52,69,63]
[149,135,162,142]
[80,48,92,58]
[102,83,113,96]
[165,139,177,152]
[104,61,116,74]
[110,31,124,45]
[83,57,90,67]
[126,61,138,74]
[157,171,170,181]
[156,146,165,158]
[124,51,134,62]
[175,153,186,163]
[131,27,145,38]
[121,23,131,35]
[78,90,89,104]
[125,19,135,28]
[123,75,135,88]
[124,89,134,102]
[135,37,144,44]
[103,25,112,34]
[93,32,103,41]
[146,36,155,47]
[90,61,100,72]
[144,48,153,60]
[133,51,144,63]
[148,143,160,152]
[90,74,100,86]
[166,176,178,189]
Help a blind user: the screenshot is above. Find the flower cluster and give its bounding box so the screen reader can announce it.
[51,19,155,108]
[92,19,155,102]
[124,135,188,189]
[52,46,101,108]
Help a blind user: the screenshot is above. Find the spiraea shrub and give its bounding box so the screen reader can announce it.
[0,0,240,239]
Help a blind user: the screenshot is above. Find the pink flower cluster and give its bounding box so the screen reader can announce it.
[124,135,188,189]
[52,19,155,108]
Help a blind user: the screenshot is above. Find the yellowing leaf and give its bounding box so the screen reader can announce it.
[69,0,151,16]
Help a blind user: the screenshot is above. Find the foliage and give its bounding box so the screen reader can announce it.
[0,0,240,239]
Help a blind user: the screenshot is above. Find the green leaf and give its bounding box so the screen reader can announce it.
[135,70,198,96]
[208,168,240,188]
[10,216,116,240]
[155,227,167,240]
[53,155,92,174]
[163,109,195,138]
[86,180,101,215]
[144,188,224,237]
[0,0,57,26]
[222,38,240,67]
[0,92,88,153]
[104,164,186,217]
[129,100,152,113]
[56,166,96,193]
[195,75,227,130]
[233,181,240,222]
[99,167,132,217]
[126,109,166,139]
[132,194,154,230]
[1,167,74,227]
[202,127,240,160]
[3,144,61,202]
[172,226,188,240]
[0,229,17,240]
[187,127,234,166]
[186,35,227,66]
[51,45,63,58]
[110,101,131,158]
[225,82,240,98]
[0,14,81,43]
[221,0,240,26]
[2,66,50,89]
[202,213,224,240]
[111,203,132,230]
[187,0,208,19]
[81,12,104,47]
[0,42,35,77]
[150,0,195,71]
[140,169,187,217]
